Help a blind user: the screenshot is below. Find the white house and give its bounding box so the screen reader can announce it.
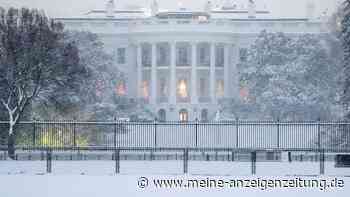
[55,0,329,121]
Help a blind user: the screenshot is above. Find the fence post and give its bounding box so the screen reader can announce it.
[195,118,198,148]
[277,119,280,149]
[46,148,52,173]
[251,151,256,175]
[183,148,189,174]
[154,118,157,148]
[320,149,325,175]
[32,120,36,147]
[114,117,117,148]
[115,148,120,174]
[73,120,77,148]
[317,118,321,150]
[236,117,239,148]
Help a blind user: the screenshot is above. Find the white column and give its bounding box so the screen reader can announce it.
[224,44,230,98]
[210,43,216,104]
[191,42,198,104]
[137,44,142,99]
[232,45,240,99]
[151,43,157,105]
[170,42,176,105]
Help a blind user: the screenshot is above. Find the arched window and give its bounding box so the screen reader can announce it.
[179,109,189,122]
[158,109,166,122]
[201,109,208,122]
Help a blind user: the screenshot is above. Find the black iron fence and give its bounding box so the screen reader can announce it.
[0,120,350,151]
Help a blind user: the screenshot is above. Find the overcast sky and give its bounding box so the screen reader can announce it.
[0,0,343,18]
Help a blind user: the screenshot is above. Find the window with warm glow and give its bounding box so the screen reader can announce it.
[142,80,149,99]
[177,79,188,98]
[216,80,224,97]
[116,80,126,96]
[179,109,189,122]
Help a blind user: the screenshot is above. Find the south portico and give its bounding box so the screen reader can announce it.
[131,34,240,121]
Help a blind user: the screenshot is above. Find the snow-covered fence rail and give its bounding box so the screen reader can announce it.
[0,120,349,151]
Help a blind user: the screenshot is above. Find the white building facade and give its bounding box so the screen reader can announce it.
[55,0,329,121]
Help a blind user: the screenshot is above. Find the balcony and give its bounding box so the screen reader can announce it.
[177,97,190,103]
[198,97,211,103]
[157,97,169,103]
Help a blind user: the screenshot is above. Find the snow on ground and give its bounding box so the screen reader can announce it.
[1,160,350,196]
[0,174,349,197]
[1,160,350,176]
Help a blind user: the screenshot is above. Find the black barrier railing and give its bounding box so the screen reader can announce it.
[1,147,347,175]
[0,120,349,151]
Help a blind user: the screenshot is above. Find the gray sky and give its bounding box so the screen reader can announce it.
[0,0,343,18]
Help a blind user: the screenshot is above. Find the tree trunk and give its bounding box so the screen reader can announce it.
[7,133,15,160]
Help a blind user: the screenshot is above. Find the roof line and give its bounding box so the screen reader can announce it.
[54,18,310,22]
[212,10,270,14]
[85,10,144,15]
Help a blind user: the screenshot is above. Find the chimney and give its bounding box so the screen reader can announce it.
[106,0,115,18]
[151,0,159,16]
[248,0,256,19]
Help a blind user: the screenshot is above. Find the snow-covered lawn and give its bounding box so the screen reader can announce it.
[1,160,350,176]
[0,174,350,197]
[1,160,350,196]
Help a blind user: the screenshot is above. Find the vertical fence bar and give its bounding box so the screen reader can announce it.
[115,148,120,174]
[320,149,325,175]
[114,117,117,148]
[277,119,280,149]
[317,118,321,150]
[236,118,239,148]
[183,148,189,174]
[154,119,157,148]
[73,120,76,148]
[251,151,256,175]
[195,119,198,148]
[46,148,52,173]
[32,120,36,147]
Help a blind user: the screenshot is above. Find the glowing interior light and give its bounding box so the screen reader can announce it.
[116,82,126,96]
[142,81,149,99]
[216,80,224,97]
[177,79,188,98]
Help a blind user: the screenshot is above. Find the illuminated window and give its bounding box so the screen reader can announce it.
[142,80,150,99]
[179,109,189,122]
[116,80,126,96]
[117,48,126,64]
[216,80,224,97]
[177,79,188,98]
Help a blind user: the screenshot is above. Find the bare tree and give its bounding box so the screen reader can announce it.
[0,7,83,158]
